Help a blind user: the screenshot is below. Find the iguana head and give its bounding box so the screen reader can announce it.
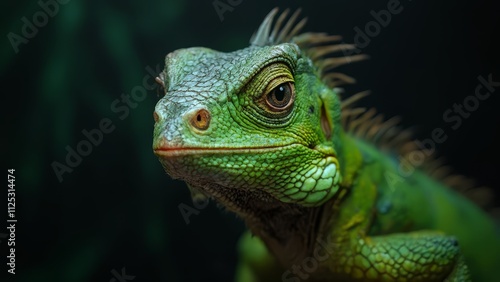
[153,9,363,210]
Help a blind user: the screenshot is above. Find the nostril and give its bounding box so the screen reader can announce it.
[153,111,160,123]
[190,109,211,130]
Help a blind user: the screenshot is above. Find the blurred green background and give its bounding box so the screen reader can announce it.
[1,0,499,281]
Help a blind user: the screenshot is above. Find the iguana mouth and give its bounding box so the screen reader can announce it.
[154,144,297,157]
[154,142,339,158]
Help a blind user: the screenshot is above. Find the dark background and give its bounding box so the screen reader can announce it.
[1,0,499,281]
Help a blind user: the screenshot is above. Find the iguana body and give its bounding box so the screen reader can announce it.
[153,9,499,281]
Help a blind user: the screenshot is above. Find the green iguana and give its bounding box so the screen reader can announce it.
[152,8,499,282]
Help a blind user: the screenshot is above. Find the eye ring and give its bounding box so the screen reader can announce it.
[265,82,295,111]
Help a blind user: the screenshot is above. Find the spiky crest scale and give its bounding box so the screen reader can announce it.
[249,8,496,215]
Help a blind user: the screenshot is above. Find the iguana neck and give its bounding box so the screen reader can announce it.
[203,183,336,265]
[199,131,363,265]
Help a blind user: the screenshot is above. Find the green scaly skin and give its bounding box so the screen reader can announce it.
[153,9,499,282]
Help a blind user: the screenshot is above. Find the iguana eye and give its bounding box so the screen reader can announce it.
[265,82,295,111]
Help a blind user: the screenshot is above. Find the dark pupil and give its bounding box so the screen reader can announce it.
[275,85,286,101]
